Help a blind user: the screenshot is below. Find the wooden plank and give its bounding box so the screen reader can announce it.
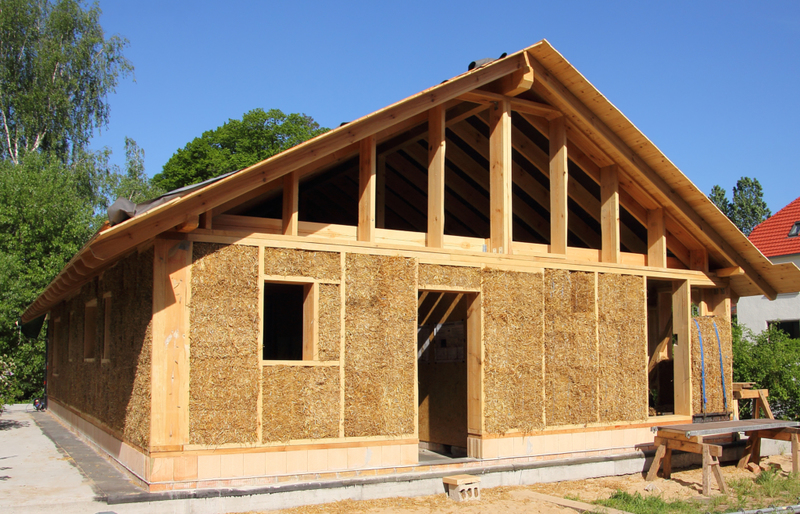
[467,293,484,436]
[459,92,561,120]
[549,116,568,254]
[690,248,708,273]
[175,215,199,233]
[648,208,667,268]
[489,99,512,253]
[151,239,191,447]
[654,436,722,457]
[759,390,774,419]
[428,105,446,248]
[792,432,798,473]
[601,165,620,263]
[526,53,778,300]
[282,171,299,236]
[673,280,692,416]
[358,135,376,242]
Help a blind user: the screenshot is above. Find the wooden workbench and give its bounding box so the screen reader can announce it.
[646,419,800,496]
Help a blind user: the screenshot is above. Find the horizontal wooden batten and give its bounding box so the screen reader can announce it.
[150,437,418,458]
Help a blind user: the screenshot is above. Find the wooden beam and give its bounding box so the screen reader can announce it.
[489,99,512,253]
[175,215,199,233]
[458,91,561,120]
[467,294,483,435]
[648,208,667,268]
[526,53,778,300]
[358,135,376,242]
[428,105,446,248]
[282,171,299,236]
[549,116,568,254]
[673,280,692,416]
[481,51,535,97]
[601,165,620,263]
[716,266,745,278]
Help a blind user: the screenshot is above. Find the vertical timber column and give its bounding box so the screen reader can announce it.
[152,238,191,446]
[648,208,667,267]
[358,135,376,242]
[428,105,446,248]
[282,171,299,236]
[376,155,386,229]
[600,164,620,263]
[672,279,692,416]
[549,116,568,254]
[489,98,512,253]
[466,293,484,457]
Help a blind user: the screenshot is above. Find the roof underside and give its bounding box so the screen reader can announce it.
[22,40,800,322]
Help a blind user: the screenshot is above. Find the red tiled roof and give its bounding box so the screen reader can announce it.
[749,196,800,257]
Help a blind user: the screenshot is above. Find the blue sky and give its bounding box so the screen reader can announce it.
[93,0,800,213]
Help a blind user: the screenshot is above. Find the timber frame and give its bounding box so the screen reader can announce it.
[24,40,800,492]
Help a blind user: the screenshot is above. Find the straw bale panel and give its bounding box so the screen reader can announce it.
[318,284,341,361]
[47,249,153,449]
[691,316,733,415]
[344,254,416,437]
[598,273,647,423]
[263,247,341,281]
[262,365,340,441]
[544,270,598,426]
[482,268,545,434]
[190,243,260,445]
[418,264,480,290]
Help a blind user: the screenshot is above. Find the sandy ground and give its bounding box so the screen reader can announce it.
[245,454,794,514]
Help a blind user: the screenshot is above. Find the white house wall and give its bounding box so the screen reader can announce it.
[738,253,800,334]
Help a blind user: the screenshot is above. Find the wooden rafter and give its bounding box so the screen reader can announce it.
[526,53,777,299]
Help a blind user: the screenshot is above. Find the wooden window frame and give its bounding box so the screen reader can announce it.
[261,278,318,364]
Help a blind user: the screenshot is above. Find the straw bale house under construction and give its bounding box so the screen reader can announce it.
[22,40,800,492]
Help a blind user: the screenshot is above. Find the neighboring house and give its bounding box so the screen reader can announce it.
[738,196,800,338]
[21,40,800,492]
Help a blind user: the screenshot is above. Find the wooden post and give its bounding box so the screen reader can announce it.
[600,164,620,263]
[358,135,376,242]
[646,443,666,481]
[467,294,484,446]
[648,208,667,268]
[151,238,191,447]
[282,171,299,236]
[690,248,708,273]
[376,155,386,229]
[549,116,568,254]
[672,280,692,416]
[792,432,799,473]
[489,99,512,253]
[428,105,446,248]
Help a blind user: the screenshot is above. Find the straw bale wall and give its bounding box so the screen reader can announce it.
[344,254,416,437]
[544,270,598,426]
[418,264,480,290]
[597,273,647,422]
[262,365,340,441]
[318,284,341,361]
[47,249,153,449]
[190,243,260,445]
[482,268,544,434]
[691,315,733,415]
[263,247,340,281]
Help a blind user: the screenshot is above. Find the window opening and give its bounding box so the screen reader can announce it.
[788,221,800,238]
[768,320,800,340]
[263,282,314,360]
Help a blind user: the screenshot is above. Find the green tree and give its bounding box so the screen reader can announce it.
[708,177,771,236]
[0,152,96,399]
[732,322,800,420]
[153,108,328,191]
[97,137,164,209]
[0,0,133,164]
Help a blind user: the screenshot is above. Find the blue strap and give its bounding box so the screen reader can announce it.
[693,319,707,414]
[712,320,729,412]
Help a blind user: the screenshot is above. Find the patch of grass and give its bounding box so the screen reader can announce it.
[591,490,698,514]
[593,469,800,514]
